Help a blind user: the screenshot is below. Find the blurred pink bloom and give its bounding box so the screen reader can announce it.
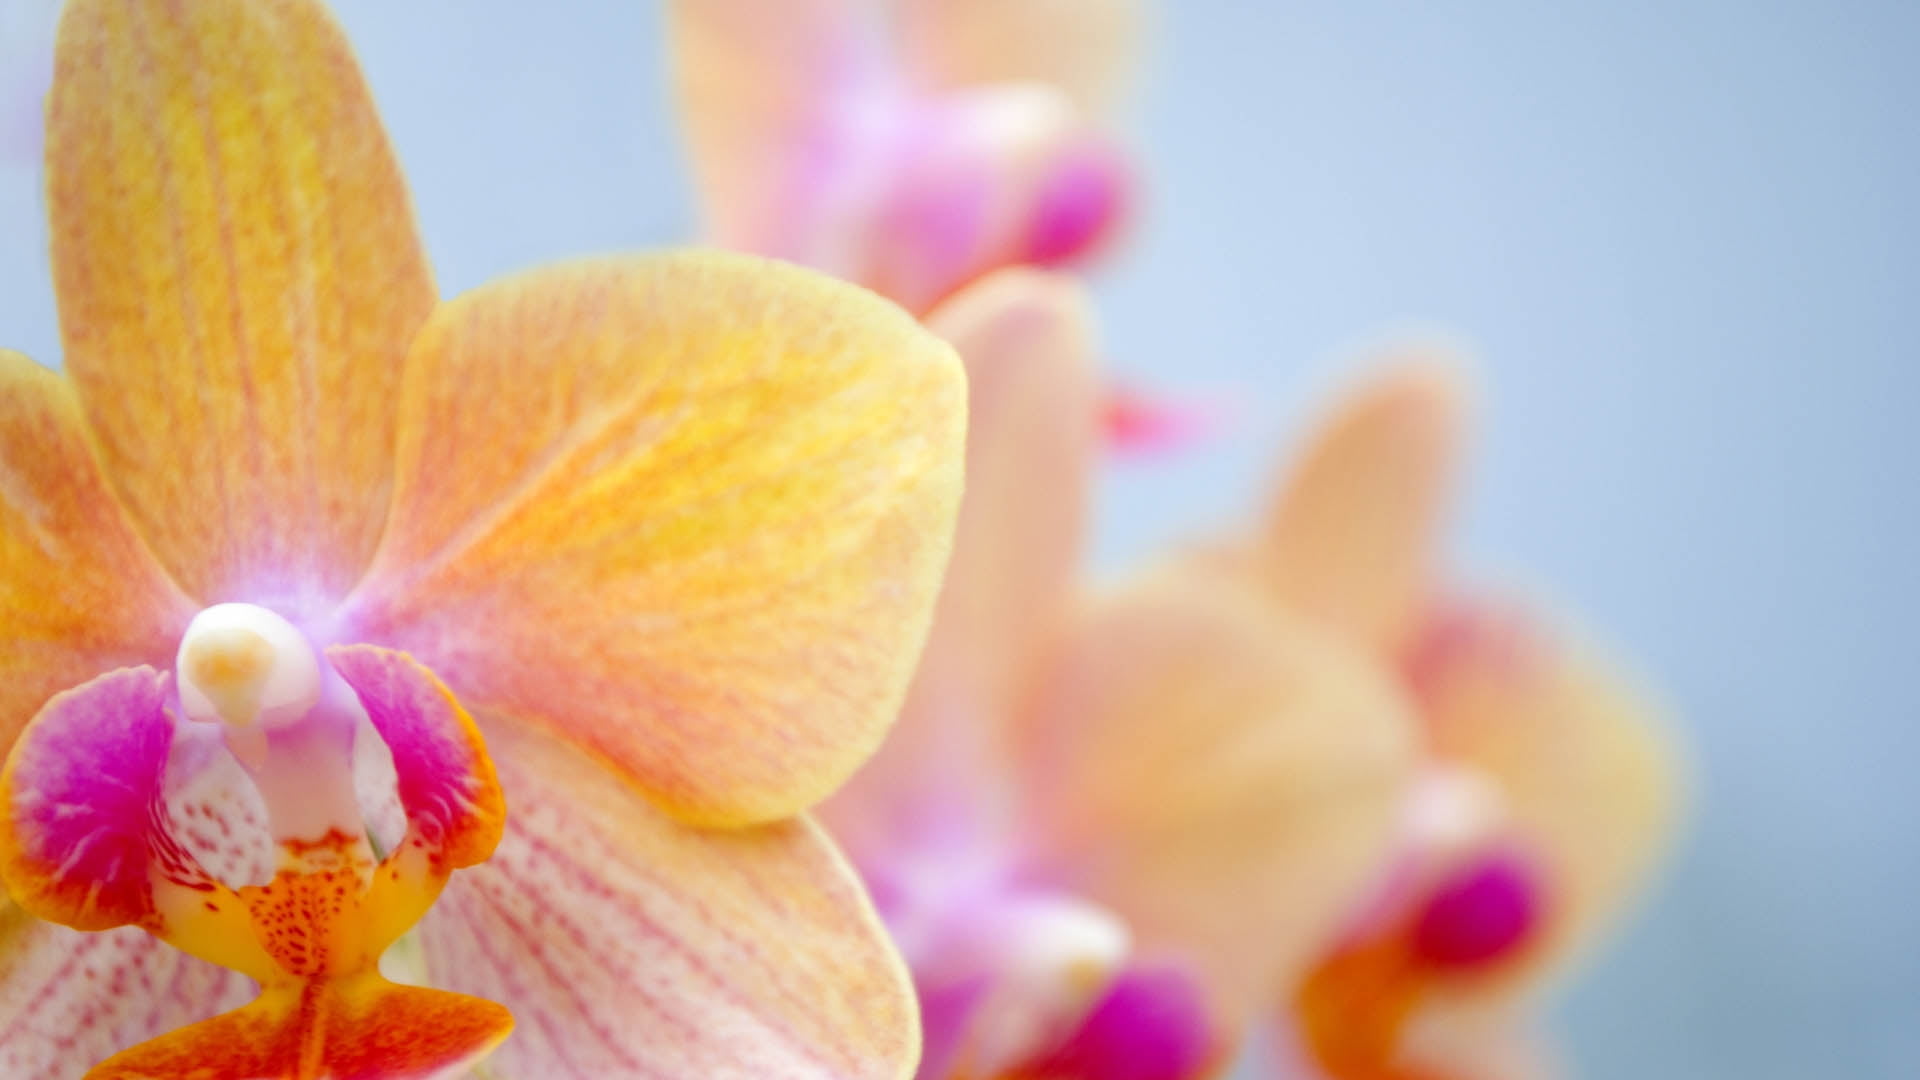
[820,269,1420,1079]
[1188,360,1685,1080]
[667,0,1140,315]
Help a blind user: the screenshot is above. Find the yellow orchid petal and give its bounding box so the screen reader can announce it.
[0,914,253,1078]
[47,0,434,612]
[1411,601,1682,989]
[823,269,1100,858]
[344,252,965,827]
[413,719,919,1080]
[0,351,193,759]
[896,0,1146,110]
[1260,357,1469,658]
[1013,564,1418,1036]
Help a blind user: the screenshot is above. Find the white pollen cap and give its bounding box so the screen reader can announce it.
[176,603,322,733]
[1404,763,1508,863]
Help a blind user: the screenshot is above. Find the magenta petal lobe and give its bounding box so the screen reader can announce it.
[0,667,202,932]
[1021,960,1219,1080]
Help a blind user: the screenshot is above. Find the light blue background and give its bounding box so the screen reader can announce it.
[2,3,1914,1078]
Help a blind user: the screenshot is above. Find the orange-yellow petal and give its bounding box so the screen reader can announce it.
[1410,601,1682,989]
[665,0,869,258]
[1014,564,1417,1036]
[924,271,1098,704]
[344,252,965,827]
[0,914,253,1079]
[46,0,434,611]
[896,0,1146,110]
[0,351,193,755]
[1260,357,1469,659]
[823,269,1100,858]
[413,719,919,1080]
[83,974,510,1080]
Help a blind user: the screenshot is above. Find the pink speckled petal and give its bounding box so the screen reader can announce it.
[822,269,1099,861]
[160,724,275,890]
[412,718,918,1080]
[0,911,252,1079]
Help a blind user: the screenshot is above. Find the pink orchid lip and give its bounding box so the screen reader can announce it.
[1019,960,1219,1080]
[880,850,1136,1078]
[2,601,499,953]
[0,602,511,1074]
[1408,848,1545,971]
[1022,136,1132,267]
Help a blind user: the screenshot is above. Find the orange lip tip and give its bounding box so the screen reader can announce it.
[84,977,512,1080]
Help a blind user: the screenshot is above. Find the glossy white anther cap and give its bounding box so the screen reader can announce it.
[1404,764,1507,866]
[176,603,322,733]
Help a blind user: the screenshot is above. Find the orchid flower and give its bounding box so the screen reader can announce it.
[0,2,965,1078]
[666,0,1139,318]
[1192,361,1682,1080]
[817,268,1418,1080]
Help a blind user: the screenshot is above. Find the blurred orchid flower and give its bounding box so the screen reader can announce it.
[0,2,964,1077]
[1197,361,1683,1080]
[667,0,1140,317]
[819,268,1418,1080]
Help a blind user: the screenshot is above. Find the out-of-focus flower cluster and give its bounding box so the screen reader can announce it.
[0,2,1680,1078]
[672,2,1684,1079]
